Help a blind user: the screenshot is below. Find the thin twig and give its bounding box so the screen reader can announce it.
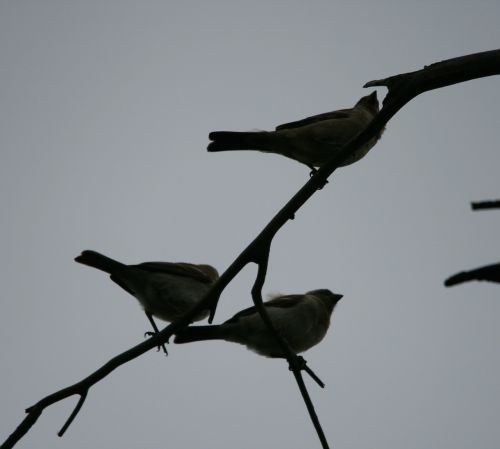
[291,369,330,449]
[249,244,330,448]
[249,244,325,388]
[58,392,87,437]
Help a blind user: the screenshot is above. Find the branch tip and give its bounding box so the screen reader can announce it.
[58,392,88,437]
[364,79,385,88]
[471,199,500,210]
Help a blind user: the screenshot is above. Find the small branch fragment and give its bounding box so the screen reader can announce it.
[471,200,500,210]
[445,262,500,287]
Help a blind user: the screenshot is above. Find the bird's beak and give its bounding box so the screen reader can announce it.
[369,91,377,100]
[335,294,344,301]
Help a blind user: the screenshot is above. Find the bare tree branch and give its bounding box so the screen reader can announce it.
[471,199,500,210]
[2,49,499,449]
[2,334,169,449]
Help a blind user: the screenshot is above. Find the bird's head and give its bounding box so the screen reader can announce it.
[307,289,343,309]
[355,91,379,114]
[198,264,220,282]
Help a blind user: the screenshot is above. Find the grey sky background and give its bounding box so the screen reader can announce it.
[1,2,499,449]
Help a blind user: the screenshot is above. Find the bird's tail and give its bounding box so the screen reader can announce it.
[208,131,276,152]
[174,325,227,344]
[444,271,472,287]
[74,250,125,274]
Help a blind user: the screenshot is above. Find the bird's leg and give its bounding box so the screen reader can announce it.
[144,312,168,356]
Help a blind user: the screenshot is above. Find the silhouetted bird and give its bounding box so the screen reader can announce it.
[174,289,343,358]
[445,262,500,287]
[75,250,219,354]
[208,92,383,170]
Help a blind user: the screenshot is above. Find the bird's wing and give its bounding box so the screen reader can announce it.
[224,295,301,324]
[110,274,136,296]
[444,262,500,286]
[134,262,215,283]
[275,109,352,130]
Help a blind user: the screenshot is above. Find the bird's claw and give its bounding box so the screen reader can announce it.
[144,331,169,356]
[288,355,307,372]
[308,167,328,189]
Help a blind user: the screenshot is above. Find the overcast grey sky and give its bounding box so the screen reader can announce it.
[1,2,500,449]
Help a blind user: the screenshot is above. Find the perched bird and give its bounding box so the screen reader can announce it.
[174,289,343,358]
[208,91,383,170]
[75,250,219,354]
[444,262,500,287]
